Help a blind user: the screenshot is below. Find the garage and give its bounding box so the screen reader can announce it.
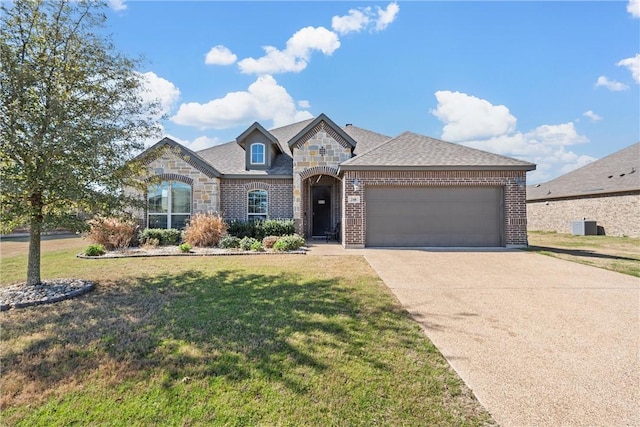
[365,186,504,247]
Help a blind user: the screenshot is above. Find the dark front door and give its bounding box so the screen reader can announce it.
[312,186,331,236]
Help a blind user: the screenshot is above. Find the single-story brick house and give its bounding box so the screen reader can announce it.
[527,142,640,237]
[136,113,536,248]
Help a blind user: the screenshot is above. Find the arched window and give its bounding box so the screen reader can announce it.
[251,143,265,164]
[247,189,267,221]
[148,181,191,229]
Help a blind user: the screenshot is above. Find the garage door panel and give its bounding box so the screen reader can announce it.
[365,187,503,247]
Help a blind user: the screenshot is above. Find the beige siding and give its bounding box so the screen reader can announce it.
[527,192,640,237]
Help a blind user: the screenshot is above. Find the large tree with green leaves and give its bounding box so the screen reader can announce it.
[1,0,160,285]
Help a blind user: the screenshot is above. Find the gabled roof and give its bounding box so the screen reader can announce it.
[527,142,640,201]
[138,137,221,178]
[235,121,281,153]
[196,141,292,177]
[340,132,536,171]
[288,113,358,150]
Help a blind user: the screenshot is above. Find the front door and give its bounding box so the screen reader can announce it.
[312,186,331,236]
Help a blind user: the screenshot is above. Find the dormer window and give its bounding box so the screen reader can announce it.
[251,143,265,165]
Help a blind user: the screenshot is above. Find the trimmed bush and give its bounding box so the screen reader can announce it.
[218,235,241,249]
[183,213,227,247]
[239,236,258,251]
[179,243,192,253]
[258,219,295,240]
[226,220,255,239]
[273,234,306,252]
[226,218,296,240]
[250,240,264,252]
[87,216,138,250]
[85,244,106,256]
[262,235,279,249]
[138,228,182,246]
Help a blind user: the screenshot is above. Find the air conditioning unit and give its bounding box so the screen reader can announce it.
[572,220,597,236]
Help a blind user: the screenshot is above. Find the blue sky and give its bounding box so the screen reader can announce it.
[105,1,639,183]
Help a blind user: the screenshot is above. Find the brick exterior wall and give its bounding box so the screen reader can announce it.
[136,150,221,225]
[292,127,353,232]
[527,192,640,237]
[342,170,529,248]
[220,179,293,221]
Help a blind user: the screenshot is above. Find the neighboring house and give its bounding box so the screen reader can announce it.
[136,113,536,248]
[527,142,640,237]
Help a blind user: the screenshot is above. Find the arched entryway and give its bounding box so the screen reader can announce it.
[298,168,342,238]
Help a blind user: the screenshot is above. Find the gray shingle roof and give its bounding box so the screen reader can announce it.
[527,142,640,201]
[340,132,536,170]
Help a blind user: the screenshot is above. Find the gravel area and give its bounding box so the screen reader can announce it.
[0,279,95,311]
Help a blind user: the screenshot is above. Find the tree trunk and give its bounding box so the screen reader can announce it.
[27,205,43,286]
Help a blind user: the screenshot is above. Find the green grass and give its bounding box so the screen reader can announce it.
[1,244,493,426]
[527,231,640,277]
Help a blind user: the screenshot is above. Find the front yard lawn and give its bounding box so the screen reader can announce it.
[0,242,493,426]
[527,231,640,277]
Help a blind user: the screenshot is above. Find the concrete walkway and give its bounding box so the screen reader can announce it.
[363,249,639,427]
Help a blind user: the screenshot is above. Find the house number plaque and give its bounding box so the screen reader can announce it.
[348,196,360,204]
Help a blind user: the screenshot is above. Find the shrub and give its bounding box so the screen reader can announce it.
[262,235,279,249]
[85,244,106,256]
[258,219,295,240]
[218,235,241,249]
[226,220,255,239]
[226,218,296,240]
[179,243,192,253]
[183,213,227,247]
[87,216,138,250]
[138,228,181,246]
[239,236,258,251]
[273,234,306,252]
[250,240,264,252]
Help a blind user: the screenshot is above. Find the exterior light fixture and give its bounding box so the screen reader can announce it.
[352,178,361,192]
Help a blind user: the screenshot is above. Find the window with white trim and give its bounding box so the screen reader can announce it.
[250,143,265,164]
[247,189,267,221]
[147,181,191,229]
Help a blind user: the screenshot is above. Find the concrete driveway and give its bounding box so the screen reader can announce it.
[363,249,639,427]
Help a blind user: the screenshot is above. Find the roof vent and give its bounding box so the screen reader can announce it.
[345,123,352,127]
[620,173,626,177]
[534,184,541,187]
[630,167,636,174]
[608,175,613,178]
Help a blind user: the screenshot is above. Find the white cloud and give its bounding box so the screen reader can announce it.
[108,0,127,11]
[170,75,313,130]
[138,71,181,120]
[331,2,399,35]
[431,91,594,183]
[431,90,516,142]
[298,100,311,109]
[205,45,237,66]
[595,75,629,91]
[583,110,602,122]
[332,8,371,35]
[628,0,640,18]
[375,2,400,31]
[617,54,640,83]
[238,26,340,74]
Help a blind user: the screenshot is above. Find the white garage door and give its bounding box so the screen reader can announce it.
[365,186,503,247]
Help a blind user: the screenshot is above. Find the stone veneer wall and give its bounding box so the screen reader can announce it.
[527,192,640,237]
[292,129,352,233]
[139,150,220,223]
[220,179,293,221]
[342,170,529,248]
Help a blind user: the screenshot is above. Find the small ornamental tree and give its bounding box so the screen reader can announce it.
[0,0,161,285]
